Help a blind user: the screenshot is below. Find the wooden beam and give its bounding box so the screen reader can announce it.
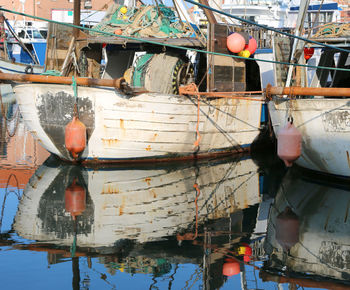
[73,0,81,38]
[198,0,217,24]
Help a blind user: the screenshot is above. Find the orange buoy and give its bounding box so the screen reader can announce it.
[65,116,86,159]
[65,179,86,219]
[275,206,299,251]
[114,29,123,35]
[277,120,302,167]
[245,36,257,55]
[223,260,240,276]
[227,32,245,53]
[304,47,314,60]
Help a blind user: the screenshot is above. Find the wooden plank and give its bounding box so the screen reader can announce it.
[86,36,204,47]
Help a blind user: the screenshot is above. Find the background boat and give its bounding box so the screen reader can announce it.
[267,0,350,178]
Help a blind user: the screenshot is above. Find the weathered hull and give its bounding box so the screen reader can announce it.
[13,156,261,247]
[265,169,350,283]
[0,58,43,74]
[268,98,350,177]
[14,83,263,162]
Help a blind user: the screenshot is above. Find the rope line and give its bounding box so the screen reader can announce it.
[1,7,350,73]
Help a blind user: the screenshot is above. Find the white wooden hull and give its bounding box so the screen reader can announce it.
[0,58,43,74]
[265,169,350,282]
[13,157,261,247]
[14,83,263,162]
[268,98,350,177]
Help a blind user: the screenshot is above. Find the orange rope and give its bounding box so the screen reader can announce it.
[194,89,201,147]
[193,183,201,239]
[179,84,264,101]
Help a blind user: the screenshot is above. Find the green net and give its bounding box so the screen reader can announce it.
[91,5,191,38]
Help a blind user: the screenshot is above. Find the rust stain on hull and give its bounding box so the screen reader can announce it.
[101,184,120,194]
[144,177,151,186]
[102,138,119,147]
[347,151,350,168]
[120,119,125,129]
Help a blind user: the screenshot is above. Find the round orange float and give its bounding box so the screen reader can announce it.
[227,32,245,53]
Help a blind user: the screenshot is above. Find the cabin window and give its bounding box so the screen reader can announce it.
[33,30,43,39]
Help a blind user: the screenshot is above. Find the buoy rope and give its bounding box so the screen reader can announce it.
[1,8,350,73]
[70,234,77,257]
[72,76,79,117]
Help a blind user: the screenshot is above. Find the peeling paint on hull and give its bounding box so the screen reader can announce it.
[14,83,263,163]
[268,98,350,177]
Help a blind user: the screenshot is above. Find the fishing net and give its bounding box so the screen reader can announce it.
[91,4,192,38]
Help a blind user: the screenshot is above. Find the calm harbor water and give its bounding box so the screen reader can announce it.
[0,102,349,290]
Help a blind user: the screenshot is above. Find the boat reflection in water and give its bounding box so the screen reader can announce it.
[8,152,350,289]
[14,155,261,246]
[262,168,350,289]
[12,155,263,289]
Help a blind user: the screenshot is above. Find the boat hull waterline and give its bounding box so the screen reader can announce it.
[268,97,350,177]
[14,83,263,162]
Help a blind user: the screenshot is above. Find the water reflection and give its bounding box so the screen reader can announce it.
[0,115,349,289]
[11,155,262,289]
[0,99,49,233]
[262,168,350,289]
[0,99,49,189]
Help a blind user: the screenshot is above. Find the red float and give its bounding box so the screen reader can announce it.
[65,179,86,220]
[227,32,245,53]
[276,206,299,251]
[245,37,257,55]
[114,29,123,35]
[65,116,87,159]
[277,120,302,167]
[222,261,240,276]
[304,47,314,60]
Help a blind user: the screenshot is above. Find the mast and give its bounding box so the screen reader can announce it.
[285,0,310,88]
[73,0,81,38]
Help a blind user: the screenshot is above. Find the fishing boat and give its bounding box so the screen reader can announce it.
[4,0,266,163]
[263,167,350,287]
[0,14,44,74]
[14,155,261,247]
[267,0,350,178]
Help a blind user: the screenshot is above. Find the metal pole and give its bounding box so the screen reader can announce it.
[0,72,125,88]
[266,85,350,97]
